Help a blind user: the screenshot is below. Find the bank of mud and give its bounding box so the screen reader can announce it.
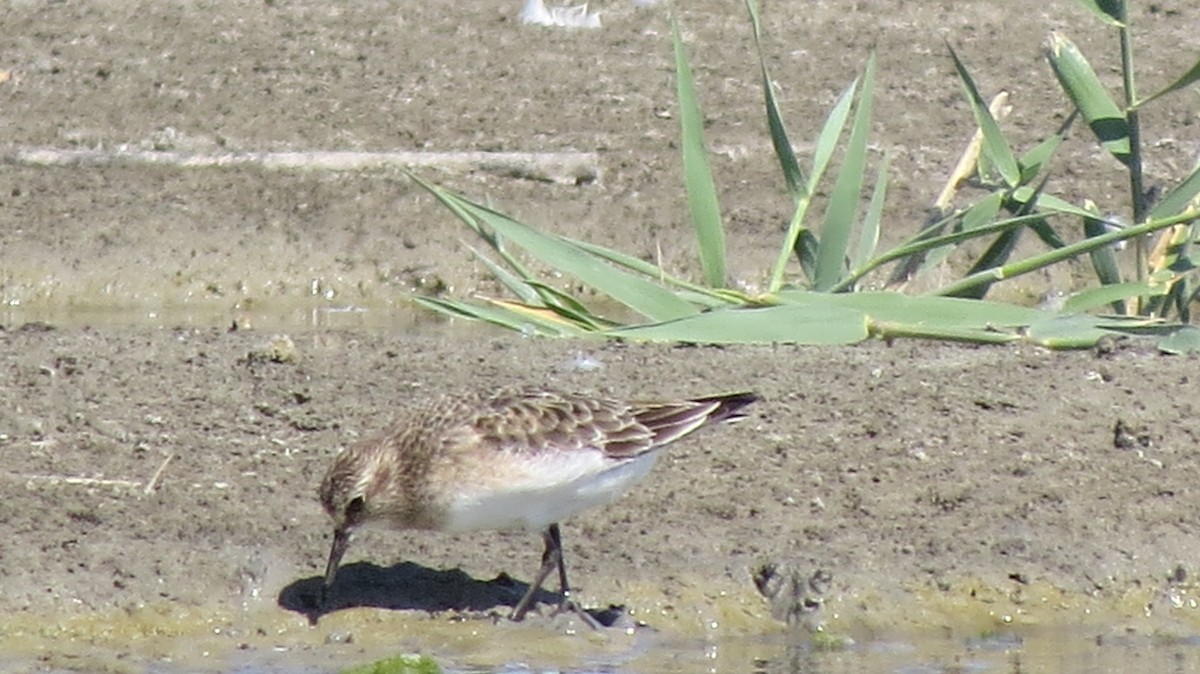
[2,326,1199,672]
[4,0,1200,670]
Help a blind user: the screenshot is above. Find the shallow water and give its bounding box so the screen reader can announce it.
[100,626,1200,674]
[29,589,1195,674]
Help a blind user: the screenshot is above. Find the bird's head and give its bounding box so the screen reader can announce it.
[317,446,386,602]
[319,451,373,531]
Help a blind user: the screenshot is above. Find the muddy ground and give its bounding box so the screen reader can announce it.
[3,328,1200,673]
[3,1,1200,672]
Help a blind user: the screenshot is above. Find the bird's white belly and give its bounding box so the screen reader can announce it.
[441,451,661,533]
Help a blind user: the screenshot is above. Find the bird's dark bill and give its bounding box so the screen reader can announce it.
[323,527,351,595]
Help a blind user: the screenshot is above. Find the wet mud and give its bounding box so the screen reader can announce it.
[3,0,1200,672]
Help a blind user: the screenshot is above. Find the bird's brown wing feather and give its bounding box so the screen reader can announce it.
[631,391,759,448]
[471,388,652,458]
[472,389,759,460]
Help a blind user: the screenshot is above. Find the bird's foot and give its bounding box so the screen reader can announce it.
[552,596,603,630]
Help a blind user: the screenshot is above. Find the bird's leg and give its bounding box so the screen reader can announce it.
[548,523,572,611]
[510,525,561,621]
[510,524,600,628]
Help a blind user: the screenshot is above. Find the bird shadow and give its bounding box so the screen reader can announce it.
[277,561,623,627]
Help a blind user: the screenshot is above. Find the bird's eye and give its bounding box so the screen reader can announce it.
[345,496,365,520]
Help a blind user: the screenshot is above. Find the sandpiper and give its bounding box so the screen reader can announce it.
[318,387,759,623]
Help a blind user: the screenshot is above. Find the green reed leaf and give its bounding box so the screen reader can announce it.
[1083,210,1125,312]
[851,154,890,275]
[1137,55,1200,109]
[814,54,875,291]
[1157,325,1200,354]
[412,176,698,322]
[414,297,584,337]
[1063,281,1153,313]
[1071,0,1125,27]
[673,20,727,288]
[1149,162,1200,220]
[606,303,869,344]
[1046,31,1132,167]
[947,43,1020,187]
[746,0,804,200]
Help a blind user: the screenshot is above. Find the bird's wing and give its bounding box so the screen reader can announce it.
[471,389,759,460]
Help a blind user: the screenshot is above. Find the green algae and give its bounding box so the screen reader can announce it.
[340,653,441,674]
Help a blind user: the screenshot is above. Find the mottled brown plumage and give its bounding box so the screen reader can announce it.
[318,387,759,623]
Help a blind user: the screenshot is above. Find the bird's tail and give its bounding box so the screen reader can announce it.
[635,391,761,446]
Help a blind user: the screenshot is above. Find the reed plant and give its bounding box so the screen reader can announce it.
[414,0,1200,350]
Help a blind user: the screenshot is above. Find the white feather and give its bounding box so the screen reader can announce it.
[442,450,660,532]
[519,0,602,28]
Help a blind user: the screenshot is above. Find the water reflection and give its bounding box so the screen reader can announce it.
[739,628,1200,674]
